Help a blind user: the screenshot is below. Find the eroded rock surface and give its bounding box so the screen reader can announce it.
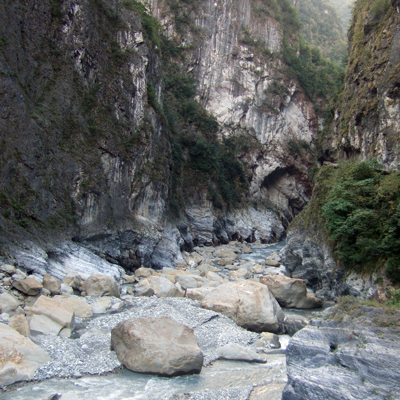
[282,300,400,400]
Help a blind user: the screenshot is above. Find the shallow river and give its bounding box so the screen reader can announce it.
[2,241,321,400]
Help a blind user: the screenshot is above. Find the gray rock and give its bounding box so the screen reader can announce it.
[201,280,284,333]
[216,343,267,363]
[283,315,309,336]
[85,274,120,298]
[282,302,400,399]
[111,317,203,376]
[281,232,345,300]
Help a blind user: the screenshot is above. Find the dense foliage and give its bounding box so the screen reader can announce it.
[328,0,354,30]
[292,0,348,66]
[283,37,345,106]
[311,161,400,283]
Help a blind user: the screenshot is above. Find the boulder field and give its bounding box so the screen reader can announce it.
[1,240,395,399]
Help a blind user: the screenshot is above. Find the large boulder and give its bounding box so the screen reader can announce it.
[201,281,284,333]
[260,275,323,309]
[12,276,43,295]
[28,295,75,336]
[111,317,203,376]
[0,323,50,386]
[85,274,120,298]
[139,276,184,298]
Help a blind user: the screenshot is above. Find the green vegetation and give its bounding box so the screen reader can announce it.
[327,0,354,30]
[248,0,345,111]
[292,0,348,66]
[159,35,249,214]
[299,160,400,283]
[331,296,400,327]
[283,37,345,105]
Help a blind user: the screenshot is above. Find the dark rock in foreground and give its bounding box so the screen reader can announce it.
[282,299,400,400]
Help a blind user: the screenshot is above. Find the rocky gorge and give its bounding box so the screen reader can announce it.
[1,0,400,399]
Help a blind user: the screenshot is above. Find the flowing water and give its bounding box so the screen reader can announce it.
[2,353,288,400]
[2,241,321,400]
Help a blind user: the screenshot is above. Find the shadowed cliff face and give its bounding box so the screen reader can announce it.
[321,0,400,168]
[0,0,319,274]
[0,0,169,269]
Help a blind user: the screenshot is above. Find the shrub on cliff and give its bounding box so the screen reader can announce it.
[319,160,400,283]
[297,160,400,283]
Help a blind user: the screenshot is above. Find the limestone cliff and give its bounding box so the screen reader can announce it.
[321,0,400,169]
[283,0,400,298]
[0,0,322,276]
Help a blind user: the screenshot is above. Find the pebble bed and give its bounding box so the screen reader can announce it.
[31,297,260,381]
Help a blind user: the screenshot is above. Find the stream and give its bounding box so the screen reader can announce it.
[1,241,323,400]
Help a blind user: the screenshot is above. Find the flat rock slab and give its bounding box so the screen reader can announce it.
[282,302,400,400]
[216,343,267,363]
[111,317,203,376]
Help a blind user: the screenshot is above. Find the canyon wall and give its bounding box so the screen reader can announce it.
[0,0,318,276]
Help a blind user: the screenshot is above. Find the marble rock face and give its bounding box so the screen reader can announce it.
[111,317,203,376]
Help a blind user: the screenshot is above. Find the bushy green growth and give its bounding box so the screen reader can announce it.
[370,0,391,19]
[309,160,400,283]
[159,35,248,213]
[283,37,344,103]
[287,138,311,156]
[292,0,348,66]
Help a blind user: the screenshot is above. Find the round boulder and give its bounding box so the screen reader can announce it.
[111,317,203,376]
[201,280,284,333]
[84,274,120,298]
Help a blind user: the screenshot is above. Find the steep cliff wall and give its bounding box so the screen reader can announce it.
[0,0,326,276]
[149,0,318,224]
[284,0,400,297]
[0,0,170,272]
[321,0,400,169]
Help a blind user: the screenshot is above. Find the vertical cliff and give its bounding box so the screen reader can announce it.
[0,0,170,271]
[0,0,343,275]
[321,0,400,169]
[149,0,321,225]
[283,0,400,299]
